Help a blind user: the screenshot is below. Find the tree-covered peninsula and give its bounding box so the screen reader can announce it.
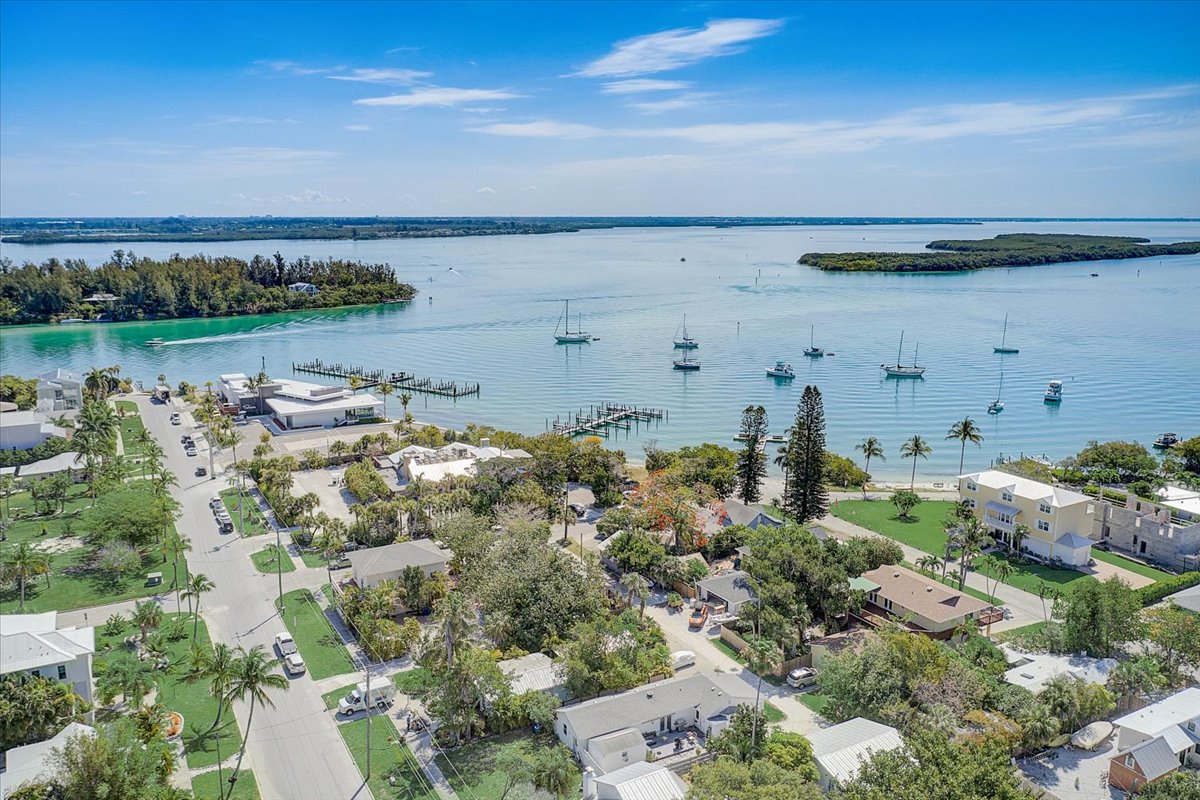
[0,251,416,324]
[798,233,1200,272]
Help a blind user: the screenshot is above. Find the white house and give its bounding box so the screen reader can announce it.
[998,644,1118,692]
[217,373,383,429]
[583,761,687,800]
[36,369,84,412]
[554,672,754,775]
[347,539,453,590]
[0,411,68,452]
[807,717,903,790]
[0,722,95,799]
[0,612,95,708]
[387,439,531,484]
[1109,687,1200,793]
[287,282,319,295]
[498,652,569,701]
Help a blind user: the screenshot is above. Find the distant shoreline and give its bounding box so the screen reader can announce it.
[4,215,1197,245]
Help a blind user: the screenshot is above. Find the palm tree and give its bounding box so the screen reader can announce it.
[899,434,932,490]
[314,526,347,591]
[84,366,112,399]
[2,542,51,610]
[432,591,475,668]
[182,641,239,733]
[620,572,651,616]
[946,417,984,476]
[162,531,192,613]
[976,554,998,599]
[97,653,156,709]
[246,371,271,415]
[131,600,163,644]
[348,375,363,394]
[745,636,782,761]
[531,747,577,799]
[1019,703,1060,751]
[224,644,289,800]
[916,554,942,577]
[400,392,413,422]
[951,516,989,591]
[1109,658,1164,711]
[182,573,215,641]
[1010,522,1031,556]
[1036,581,1057,624]
[855,437,886,498]
[772,443,791,499]
[376,381,395,420]
[991,558,1014,597]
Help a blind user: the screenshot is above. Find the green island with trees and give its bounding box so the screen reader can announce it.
[798,233,1200,272]
[0,251,416,325]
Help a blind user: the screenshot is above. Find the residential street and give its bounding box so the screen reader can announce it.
[134,395,368,800]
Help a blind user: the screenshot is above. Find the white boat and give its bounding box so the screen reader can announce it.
[881,332,925,377]
[59,317,86,324]
[673,314,699,349]
[993,313,1020,354]
[145,338,165,347]
[554,300,592,344]
[1044,380,1063,403]
[1154,432,1180,449]
[765,361,795,378]
[672,350,700,370]
[988,368,1006,414]
[804,325,824,357]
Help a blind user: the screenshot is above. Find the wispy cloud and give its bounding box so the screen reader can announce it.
[578,18,784,77]
[355,87,524,108]
[198,115,299,127]
[470,120,602,138]
[601,79,692,94]
[476,186,496,194]
[255,59,339,76]
[343,124,372,131]
[202,147,339,163]
[231,188,352,205]
[131,189,148,196]
[628,93,713,114]
[327,68,431,85]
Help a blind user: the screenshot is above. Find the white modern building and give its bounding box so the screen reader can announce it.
[0,411,69,452]
[0,722,95,799]
[0,612,95,708]
[387,439,531,484]
[807,717,903,790]
[217,373,383,430]
[36,369,84,412]
[998,644,1118,692]
[583,761,687,800]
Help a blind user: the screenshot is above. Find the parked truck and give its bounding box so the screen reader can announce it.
[337,682,396,716]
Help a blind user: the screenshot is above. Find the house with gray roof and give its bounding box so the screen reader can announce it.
[807,717,903,790]
[1,722,95,799]
[0,612,95,709]
[36,369,84,412]
[695,570,756,613]
[347,539,452,590]
[554,671,754,774]
[583,761,687,800]
[498,652,568,701]
[1108,687,1200,793]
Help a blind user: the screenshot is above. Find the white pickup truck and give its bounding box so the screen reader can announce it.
[274,632,297,657]
[337,682,396,716]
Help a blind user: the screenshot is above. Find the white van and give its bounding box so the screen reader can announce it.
[337,682,395,715]
[671,650,696,671]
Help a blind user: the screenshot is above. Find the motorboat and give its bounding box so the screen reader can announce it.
[1044,380,1063,403]
[145,338,165,347]
[554,299,592,343]
[993,313,1020,354]
[881,331,925,377]
[673,315,699,349]
[1153,433,1180,449]
[765,361,795,378]
[804,325,824,357]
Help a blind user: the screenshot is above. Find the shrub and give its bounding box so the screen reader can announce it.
[102,614,128,637]
[1137,571,1200,607]
[344,460,391,503]
[825,453,869,487]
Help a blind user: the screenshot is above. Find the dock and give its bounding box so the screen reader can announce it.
[549,402,667,438]
[291,359,481,399]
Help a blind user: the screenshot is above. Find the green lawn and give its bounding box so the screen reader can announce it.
[972,553,1094,594]
[392,667,436,698]
[763,702,785,723]
[0,485,187,613]
[795,689,830,715]
[337,714,439,800]
[220,489,269,537]
[830,499,956,555]
[276,589,354,679]
[297,549,328,569]
[251,544,295,574]
[434,731,580,800]
[993,621,1049,644]
[118,412,150,456]
[114,399,140,413]
[1091,549,1173,581]
[191,768,260,800]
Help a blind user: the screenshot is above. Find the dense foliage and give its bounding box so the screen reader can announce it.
[0,251,415,323]
[0,673,88,751]
[686,757,823,800]
[343,459,392,503]
[1137,570,1200,606]
[555,609,671,697]
[800,233,1200,272]
[0,374,37,408]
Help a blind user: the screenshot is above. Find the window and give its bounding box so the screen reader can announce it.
[967,498,977,509]
[1188,722,1196,733]
[57,665,67,680]
[1037,520,1051,533]
[966,481,978,492]
[883,598,893,611]
[1125,755,1135,768]
[1038,502,1052,514]
[1000,491,1014,502]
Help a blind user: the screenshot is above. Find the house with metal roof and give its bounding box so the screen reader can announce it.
[0,722,95,799]
[1108,687,1200,793]
[498,652,568,701]
[807,717,903,790]
[0,612,95,708]
[998,644,1118,692]
[583,760,687,800]
[347,539,452,590]
[36,368,84,412]
[0,410,69,451]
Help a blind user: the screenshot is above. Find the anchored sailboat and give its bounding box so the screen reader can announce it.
[673,315,699,349]
[988,368,1005,414]
[881,332,926,377]
[553,300,592,344]
[804,325,824,358]
[994,314,1019,354]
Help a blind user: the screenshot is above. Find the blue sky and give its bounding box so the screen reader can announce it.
[1,0,1198,216]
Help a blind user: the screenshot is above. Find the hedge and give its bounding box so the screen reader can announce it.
[1137,571,1200,606]
[344,459,392,502]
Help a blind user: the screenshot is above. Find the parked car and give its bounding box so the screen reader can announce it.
[568,503,587,518]
[337,682,395,715]
[210,496,224,512]
[688,604,710,629]
[274,632,297,656]
[786,666,818,688]
[671,650,696,670]
[180,434,191,444]
[185,446,198,457]
[329,554,352,570]
[217,519,234,534]
[283,653,306,676]
[195,466,207,477]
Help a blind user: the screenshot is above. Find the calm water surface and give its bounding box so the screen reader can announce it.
[3,221,1199,481]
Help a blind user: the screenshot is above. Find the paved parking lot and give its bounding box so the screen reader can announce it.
[291,465,357,522]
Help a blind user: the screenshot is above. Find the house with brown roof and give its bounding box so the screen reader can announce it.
[857,564,995,639]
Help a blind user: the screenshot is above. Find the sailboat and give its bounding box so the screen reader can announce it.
[881,332,926,377]
[672,349,700,370]
[804,325,824,357]
[553,300,592,344]
[993,314,1020,354]
[987,368,1005,414]
[673,315,699,349]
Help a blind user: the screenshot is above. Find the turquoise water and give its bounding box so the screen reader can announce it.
[2,221,1198,481]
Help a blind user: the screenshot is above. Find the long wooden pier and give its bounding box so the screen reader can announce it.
[291,359,481,399]
[549,402,667,438]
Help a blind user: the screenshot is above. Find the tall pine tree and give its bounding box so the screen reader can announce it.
[735,405,768,503]
[784,385,828,522]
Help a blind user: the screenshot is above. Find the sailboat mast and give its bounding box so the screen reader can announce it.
[897,331,904,367]
[810,325,815,348]
[913,342,920,366]
[1001,313,1008,347]
[565,300,570,334]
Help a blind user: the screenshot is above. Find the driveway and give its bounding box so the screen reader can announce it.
[292,465,357,523]
[1019,741,1122,800]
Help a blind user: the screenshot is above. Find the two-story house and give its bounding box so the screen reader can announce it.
[1094,488,1200,572]
[958,470,1097,566]
[0,612,95,710]
[36,369,84,412]
[1108,687,1200,793]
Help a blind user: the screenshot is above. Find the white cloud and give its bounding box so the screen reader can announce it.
[578,18,784,77]
[66,191,83,197]
[327,68,431,85]
[198,115,299,126]
[469,120,602,138]
[202,147,339,163]
[271,188,350,204]
[131,189,148,196]
[476,186,496,194]
[629,93,713,114]
[256,59,339,76]
[355,87,524,108]
[601,79,693,94]
[343,124,372,131]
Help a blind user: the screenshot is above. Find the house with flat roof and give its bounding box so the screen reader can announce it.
[347,539,452,590]
[583,761,687,800]
[1095,487,1200,572]
[695,570,756,614]
[36,369,84,412]
[387,439,531,485]
[807,717,903,790]
[287,281,319,295]
[0,410,69,452]
[0,612,95,708]
[0,722,95,799]
[555,672,754,774]
[498,652,569,701]
[858,564,994,638]
[998,644,1118,692]
[1109,687,1200,793]
[959,470,1098,566]
[217,373,383,429]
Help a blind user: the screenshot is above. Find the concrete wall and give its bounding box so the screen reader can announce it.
[1098,501,1200,571]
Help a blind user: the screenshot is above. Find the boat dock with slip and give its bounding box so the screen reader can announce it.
[291,360,481,398]
[549,403,667,438]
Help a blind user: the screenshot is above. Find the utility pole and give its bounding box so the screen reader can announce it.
[275,523,284,611]
[365,654,371,780]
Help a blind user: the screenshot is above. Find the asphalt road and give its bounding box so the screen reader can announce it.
[136,395,368,800]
